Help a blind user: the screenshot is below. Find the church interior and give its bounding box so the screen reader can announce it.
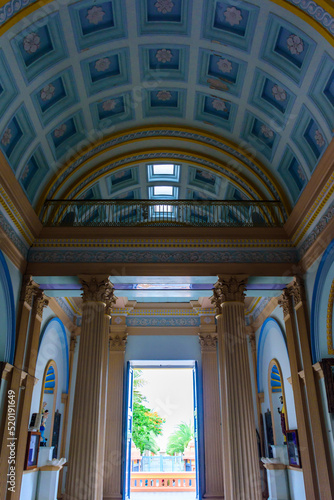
[0,0,333,499]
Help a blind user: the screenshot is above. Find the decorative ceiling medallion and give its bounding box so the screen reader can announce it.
[54,124,67,138]
[315,129,325,147]
[287,34,304,55]
[156,49,173,63]
[1,128,11,145]
[157,90,172,101]
[40,84,55,101]
[95,57,111,72]
[23,33,41,54]
[272,84,286,102]
[154,0,175,14]
[86,5,106,25]
[260,124,274,139]
[212,98,227,112]
[217,58,232,73]
[223,6,242,26]
[102,99,117,111]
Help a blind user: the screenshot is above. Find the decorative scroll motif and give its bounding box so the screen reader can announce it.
[20,275,39,306]
[278,289,293,318]
[109,334,127,351]
[35,290,49,318]
[198,333,218,351]
[81,276,115,305]
[126,316,200,327]
[211,275,247,311]
[327,280,334,355]
[290,277,306,306]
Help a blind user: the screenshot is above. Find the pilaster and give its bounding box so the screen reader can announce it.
[278,287,318,500]
[290,278,334,498]
[199,330,224,500]
[103,322,127,500]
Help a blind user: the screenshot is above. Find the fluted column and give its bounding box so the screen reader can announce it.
[198,332,224,500]
[212,275,261,500]
[103,324,127,500]
[65,276,115,500]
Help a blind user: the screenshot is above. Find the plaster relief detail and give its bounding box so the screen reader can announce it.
[199,333,218,351]
[212,275,247,311]
[109,333,127,351]
[81,276,116,306]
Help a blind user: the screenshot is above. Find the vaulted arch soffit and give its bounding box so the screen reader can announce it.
[0,0,333,215]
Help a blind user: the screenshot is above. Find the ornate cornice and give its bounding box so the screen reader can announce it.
[109,333,127,352]
[81,276,116,306]
[198,333,218,352]
[20,275,39,307]
[211,275,247,311]
[278,289,294,318]
[35,290,49,318]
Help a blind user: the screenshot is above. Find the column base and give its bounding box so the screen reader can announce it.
[103,496,122,500]
[203,495,225,499]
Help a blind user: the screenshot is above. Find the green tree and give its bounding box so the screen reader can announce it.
[132,370,165,454]
[166,421,194,455]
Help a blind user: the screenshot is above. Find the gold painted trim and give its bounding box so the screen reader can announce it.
[245,297,261,315]
[33,238,293,248]
[37,125,289,212]
[0,186,34,244]
[292,174,334,245]
[327,280,334,355]
[58,148,269,205]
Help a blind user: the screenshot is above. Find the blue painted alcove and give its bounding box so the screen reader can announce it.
[0,250,16,364]
[311,238,334,363]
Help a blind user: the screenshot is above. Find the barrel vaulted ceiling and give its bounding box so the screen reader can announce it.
[0,0,333,214]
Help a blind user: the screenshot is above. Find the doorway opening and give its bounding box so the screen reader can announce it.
[124,362,199,500]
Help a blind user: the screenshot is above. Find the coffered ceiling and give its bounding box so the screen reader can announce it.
[0,0,333,213]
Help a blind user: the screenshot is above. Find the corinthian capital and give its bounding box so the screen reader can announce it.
[211,275,247,312]
[109,333,127,352]
[35,290,49,318]
[198,333,218,352]
[278,288,293,318]
[290,277,306,306]
[81,276,116,306]
[20,275,39,307]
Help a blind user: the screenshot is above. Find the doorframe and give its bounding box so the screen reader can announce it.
[122,360,201,499]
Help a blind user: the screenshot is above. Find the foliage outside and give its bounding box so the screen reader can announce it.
[166,421,194,455]
[132,370,165,454]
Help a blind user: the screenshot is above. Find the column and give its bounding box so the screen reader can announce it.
[7,287,49,500]
[103,325,128,500]
[278,288,318,500]
[291,278,334,498]
[212,275,261,500]
[65,276,115,500]
[198,332,224,500]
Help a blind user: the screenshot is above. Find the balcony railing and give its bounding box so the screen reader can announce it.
[40,199,285,228]
[131,472,196,492]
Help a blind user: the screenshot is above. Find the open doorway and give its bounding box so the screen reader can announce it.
[124,362,199,500]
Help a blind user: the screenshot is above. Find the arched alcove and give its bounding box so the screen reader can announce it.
[39,359,58,446]
[268,359,288,446]
[311,239,334,362]
[0,250,16,364]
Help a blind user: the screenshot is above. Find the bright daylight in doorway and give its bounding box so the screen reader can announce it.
[130,368,197,499]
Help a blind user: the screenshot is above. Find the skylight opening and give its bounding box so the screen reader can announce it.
[152,164,175,175]
[154,186,174,196]
[154,204,174,213]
